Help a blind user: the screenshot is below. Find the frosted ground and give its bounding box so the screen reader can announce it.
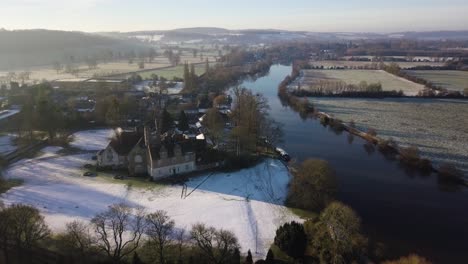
[311,98,468,175]
[404,70,468,92]
[1,129,298,257]
[299,70,424,96]
[311,60,445,69]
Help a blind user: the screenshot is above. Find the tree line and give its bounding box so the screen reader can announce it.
[0,202,246,264]
[278,61,315,119]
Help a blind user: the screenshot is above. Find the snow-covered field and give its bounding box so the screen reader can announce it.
[311,98,468,174]
[1,129,298,257]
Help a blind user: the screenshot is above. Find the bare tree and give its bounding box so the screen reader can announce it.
[190,223,240,264]
[58,220,96,258]
[175,229,186,264]
[230,86,275,155]
[145,210,175,264]
[0,204,50,263]
[91,204,146,263]
[203,108,224,144]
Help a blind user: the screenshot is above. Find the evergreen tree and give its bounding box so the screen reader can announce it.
[274,222,307,260]
[231,248,241,264]
[190,64,198,91]
[205,58,210,73]
[184,62,191,92]
[105,97,121,126]
[265,249,275,264]
[245,250,253,264]
[178,110,190,131]
[160,108,173,134]
[20,96,34,141]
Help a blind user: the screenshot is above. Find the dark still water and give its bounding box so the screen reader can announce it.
[237,65,468,263]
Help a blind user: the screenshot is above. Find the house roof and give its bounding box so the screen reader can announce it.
[149,139,194,160]
[109,131,143,156]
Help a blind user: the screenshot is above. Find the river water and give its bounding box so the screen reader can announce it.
[236,64,468,263]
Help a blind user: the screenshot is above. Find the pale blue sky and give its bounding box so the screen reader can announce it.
[1,0,467,32]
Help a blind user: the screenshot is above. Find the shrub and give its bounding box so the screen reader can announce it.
[305,202,367,264]
[286,159,337,211]
[399,146,421,166]
[367,128,378,137]
[377,138,398,155]
[438,163,465,185]
[417,158,433,173]
[328,119,346,134]
[273,221,307,260]
[319,115,330,126]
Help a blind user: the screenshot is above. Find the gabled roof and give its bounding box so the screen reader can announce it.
[149,139,194,160]
[109,131,143,156]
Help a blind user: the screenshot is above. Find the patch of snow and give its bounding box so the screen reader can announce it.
[40,146,63,158]
[0,109,20,120]
[0,134,17,156]
[70,129,115,151]
[1,147,298,258]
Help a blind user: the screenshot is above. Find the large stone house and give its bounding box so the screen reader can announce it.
[97,123,199,179]
[147,140,196,179]
[97,130,145,175]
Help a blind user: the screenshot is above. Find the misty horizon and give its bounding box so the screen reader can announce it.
[1,0,468,33]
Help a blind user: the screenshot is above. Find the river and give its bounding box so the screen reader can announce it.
[236,64,468,263]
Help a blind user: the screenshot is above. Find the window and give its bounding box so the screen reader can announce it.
[134,155,142,163]
[185,164,190,171]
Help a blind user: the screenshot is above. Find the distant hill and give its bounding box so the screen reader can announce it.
[170,27,230,35]
[123,27,230,36]
[0,29,147,70]
[119,27,468,45]
[395,31,468,40]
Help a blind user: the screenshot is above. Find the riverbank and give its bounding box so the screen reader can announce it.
[314,110,467,186]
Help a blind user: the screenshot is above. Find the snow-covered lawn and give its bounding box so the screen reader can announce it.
[69,129,115,151]
[0,134,17,156]
[1,130,298,257]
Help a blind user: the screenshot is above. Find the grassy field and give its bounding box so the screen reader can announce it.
[0,58,171,82]
[311,60,445,69]
[136,62,217,80]
[0,50,218,82]
[309,97,468,175]
[404,70,468,92]
[300,70,424,96]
